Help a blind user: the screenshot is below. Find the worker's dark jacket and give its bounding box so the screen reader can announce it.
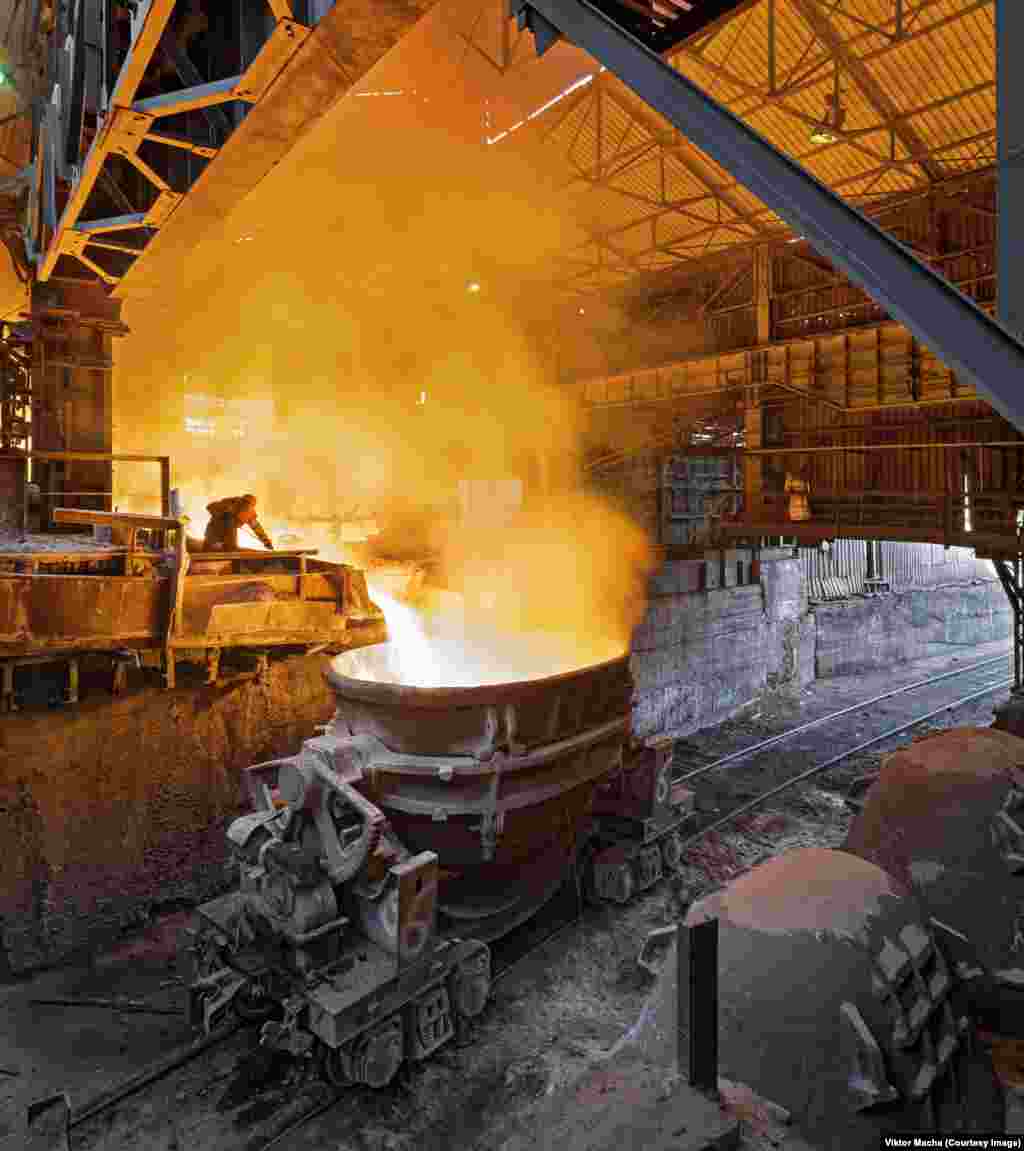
[203,497,273,550]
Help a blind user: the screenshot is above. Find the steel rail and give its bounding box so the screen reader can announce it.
[69,1020,242,1129]
[673,652,1011,786]
[512,0,1024,434]
[260,1093,347,1150]
[679,677,1012,851]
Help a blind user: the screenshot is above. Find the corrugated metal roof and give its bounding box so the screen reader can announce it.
[524,0,997,285]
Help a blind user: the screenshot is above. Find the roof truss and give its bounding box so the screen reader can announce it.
[526,0,996,292]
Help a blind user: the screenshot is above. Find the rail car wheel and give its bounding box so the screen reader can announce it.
[636,845,662,890]
[234,977,277,1023]
[660,832,683,873]
[350,1016,405,1089]
[579,846,604,907]
[609,862,635,904]
[450,951,491,1021]
[320,1042,350,1088]
[654,765,671,807]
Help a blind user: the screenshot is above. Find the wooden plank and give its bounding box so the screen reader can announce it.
[53,507,180,530]
[188,548,319,560]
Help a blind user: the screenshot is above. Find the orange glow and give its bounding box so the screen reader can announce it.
[350,569,629,687]
[110,10,655,685]
[334,626,626,688]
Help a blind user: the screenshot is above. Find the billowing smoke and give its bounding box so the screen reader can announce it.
[113,7,656,663]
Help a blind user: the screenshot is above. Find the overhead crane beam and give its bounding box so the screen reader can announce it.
[998,0,1024,340]
[512,0,1024,436]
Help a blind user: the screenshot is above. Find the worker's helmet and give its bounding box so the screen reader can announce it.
[241,493,257,506]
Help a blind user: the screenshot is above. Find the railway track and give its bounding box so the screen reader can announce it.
[67,652,1015,1151]
[67,1021,244,1132]
[679,674,1011,849]
[672,651,1013,850]
[672,652,1011,787]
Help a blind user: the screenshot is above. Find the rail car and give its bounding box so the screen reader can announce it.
[181,751,491,1088]
[180,638,694,1083]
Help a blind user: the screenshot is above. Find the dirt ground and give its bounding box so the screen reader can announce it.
[0,637,1017,1150]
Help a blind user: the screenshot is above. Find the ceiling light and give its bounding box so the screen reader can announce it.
[235,235,254,244]
[466,281,481,294]
[810,88,845,146]
[578,307,585,315]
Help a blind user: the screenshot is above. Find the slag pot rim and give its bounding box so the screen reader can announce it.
[324,643,631,708]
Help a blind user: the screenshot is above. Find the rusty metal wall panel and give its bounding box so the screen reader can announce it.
[0,559,380,656]
[0,574,166,652]
[799,538,999,594]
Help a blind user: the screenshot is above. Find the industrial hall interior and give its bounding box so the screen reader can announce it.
[6,0,1024,1148]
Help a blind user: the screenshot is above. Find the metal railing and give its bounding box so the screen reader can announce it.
[0,451,172,533]
[745,489,1021,543]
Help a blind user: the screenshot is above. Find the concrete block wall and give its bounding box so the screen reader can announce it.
[632,546,1003,742]
[814,580,1009,678]
[631,550,812,742]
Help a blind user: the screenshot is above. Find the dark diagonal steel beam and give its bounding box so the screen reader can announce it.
[513,0,1024,434]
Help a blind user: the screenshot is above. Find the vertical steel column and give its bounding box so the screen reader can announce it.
[678,919,719,1093]
[996,0,1024,722]
[995,558,1023,690]
[754,247,772,346]
[993,0,1022,741]
[1007,550,1017,690]
[160,458,171,517]
[998,0,1024,339]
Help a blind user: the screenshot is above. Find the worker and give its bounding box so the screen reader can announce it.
[784,462,812,523]
[203,494,274,551]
